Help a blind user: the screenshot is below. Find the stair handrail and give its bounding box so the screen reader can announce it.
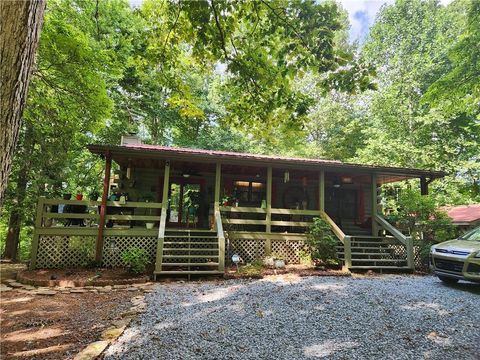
[215,209,225,272]
[154,199,168,275]
[374,214,407,245]
[319,210,351,270]
[319,210,345,244]
[374,214,414,269]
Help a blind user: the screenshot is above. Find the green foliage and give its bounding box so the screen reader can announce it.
[237,260,264,277]
[307,218,339,265]
[387,189,456,265]
[68,236,96,268]
[2,0,479,262]
[121,247,150,274]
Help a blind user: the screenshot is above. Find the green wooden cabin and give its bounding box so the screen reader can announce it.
[30,136,445,277]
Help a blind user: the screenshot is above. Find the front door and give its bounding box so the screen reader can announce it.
[325,188,357,224]
[167,180,202,227]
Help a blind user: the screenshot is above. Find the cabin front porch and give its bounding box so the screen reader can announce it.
[28,144,439,277]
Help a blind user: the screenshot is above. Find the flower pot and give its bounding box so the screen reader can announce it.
[146,222,154,229]
[274,259,286,269]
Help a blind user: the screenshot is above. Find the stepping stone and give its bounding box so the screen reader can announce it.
[98,288,112,293]
[112,318,131,328]
[73,340,110,360]
[35,290,56,296]
[113,284,127,289]
[70,289,87,293]
[101,326,126,341]
[8,282,24,288]
[126,287,139,291]
[0,285,12,292]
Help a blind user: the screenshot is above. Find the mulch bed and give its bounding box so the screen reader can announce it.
[224,264,350,279]
[0,291,133,359]
[16,268,149,287]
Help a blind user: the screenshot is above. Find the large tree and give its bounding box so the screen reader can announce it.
[0,0,46,208]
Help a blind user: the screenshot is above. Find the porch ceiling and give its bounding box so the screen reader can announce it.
[88,144,446,183]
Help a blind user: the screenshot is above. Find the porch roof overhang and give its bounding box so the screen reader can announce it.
[87,144,447,184]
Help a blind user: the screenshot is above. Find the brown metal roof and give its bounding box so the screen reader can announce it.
[87,143,447,180]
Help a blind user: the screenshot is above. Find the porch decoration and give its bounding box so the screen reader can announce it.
[284,170,290,183]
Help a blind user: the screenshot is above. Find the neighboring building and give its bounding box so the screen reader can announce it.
[29,136,445,277]
[442,204,480,232]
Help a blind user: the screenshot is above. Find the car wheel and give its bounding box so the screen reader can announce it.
[438,276,459,284]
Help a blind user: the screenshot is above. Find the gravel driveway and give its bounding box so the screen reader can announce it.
[105,275,479,360]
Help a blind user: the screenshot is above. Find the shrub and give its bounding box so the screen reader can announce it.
[391,189,456,268]
[306,217,339,266]
[121,247,149,274]
[69,235,96,267]
[238,260,263,277]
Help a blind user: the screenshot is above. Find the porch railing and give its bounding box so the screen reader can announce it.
[36,197,163,230]
[320,210,352,269]
[31,197,163,269]
[215,209,225,272]
[374,214,414,269]
[220,206,318,233]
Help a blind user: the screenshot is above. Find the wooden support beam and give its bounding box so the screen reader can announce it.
[343,235,352,270]
[265,166,272,255]
[95,151,111,263]
[214,162,225,272]
[371,173,378,237]
[319,170,325,211]
[420,176,428,195]
[214,163,221,212]
[155,160,170,274]
[29,196,45,270]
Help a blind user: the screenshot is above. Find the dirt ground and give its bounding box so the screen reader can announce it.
[0,291,134,359]
[17,268,148,287]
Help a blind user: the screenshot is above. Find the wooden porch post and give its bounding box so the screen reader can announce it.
[214,163,225,271]
[29,196,45,270]
[371,173,378,236]
[265,166,272,255]
[214,163,221,212]
[95,151,111,263]
[319,170,325,211]
[420,176,428,195]
[155,160,170,274]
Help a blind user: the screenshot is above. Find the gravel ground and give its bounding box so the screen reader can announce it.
[105,275,479,360]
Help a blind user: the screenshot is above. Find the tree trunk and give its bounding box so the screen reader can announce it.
[3,122,35,261]
[0,0,45,208]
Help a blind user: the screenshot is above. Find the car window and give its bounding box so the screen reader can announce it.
[459,227,480,241]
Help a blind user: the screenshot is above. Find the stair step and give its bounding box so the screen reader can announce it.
[163,255,218,259]
[349,246,392,250]
[164,235,218,239]
[155,270,223,275]
[163,241,218,245]
[163,248,219,252]
[349,266,411,270]
[161,262,219,267]
[350,241,391,246]
[351,259,406,263]
[338,252,394,256]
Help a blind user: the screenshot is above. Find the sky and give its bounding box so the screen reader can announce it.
[129,0,454,43]
[337,0,453,42]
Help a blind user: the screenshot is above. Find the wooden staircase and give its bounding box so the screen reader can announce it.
[155,229,223,277]
[337,235,410,270]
